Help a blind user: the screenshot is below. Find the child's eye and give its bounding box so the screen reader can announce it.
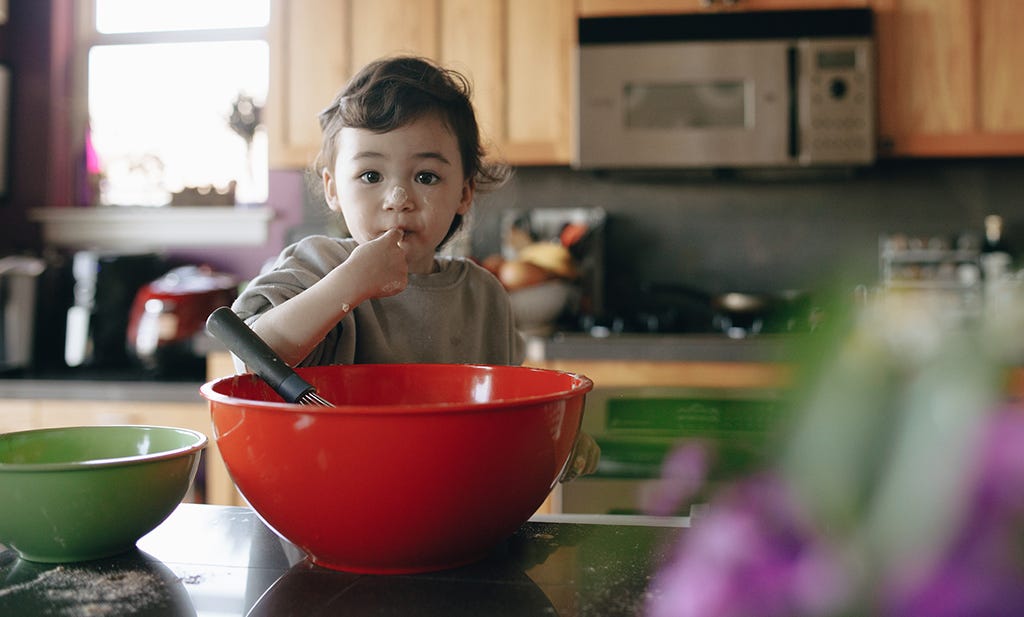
[415,172,440,186]
[359,171,383,184]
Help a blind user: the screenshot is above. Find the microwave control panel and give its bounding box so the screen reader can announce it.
[797,38,875,165]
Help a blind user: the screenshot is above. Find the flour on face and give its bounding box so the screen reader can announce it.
[384,185,407,209]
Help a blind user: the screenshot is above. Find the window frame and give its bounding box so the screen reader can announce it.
[73,0,270,206]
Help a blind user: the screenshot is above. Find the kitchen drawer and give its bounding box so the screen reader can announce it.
[0,399,35,435]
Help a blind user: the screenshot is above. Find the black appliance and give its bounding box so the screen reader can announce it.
[0,252,76,376]
[0,256,46,373]
[64,251,168,370]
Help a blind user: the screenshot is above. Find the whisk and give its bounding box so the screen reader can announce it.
[206,307,333,406]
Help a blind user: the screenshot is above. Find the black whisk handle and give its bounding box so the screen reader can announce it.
[206,306,316,404]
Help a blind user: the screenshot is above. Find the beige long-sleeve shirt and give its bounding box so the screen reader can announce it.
[232,235,524,367]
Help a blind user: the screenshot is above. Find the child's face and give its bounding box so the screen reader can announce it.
[322,113,473,274]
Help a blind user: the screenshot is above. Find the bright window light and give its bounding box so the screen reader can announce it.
[85,1,270,207]
[95,0,270,33]
[88,41,269,206]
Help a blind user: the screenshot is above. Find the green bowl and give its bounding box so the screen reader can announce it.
[0,425,207,563]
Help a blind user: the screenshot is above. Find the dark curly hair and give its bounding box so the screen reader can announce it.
[311,56,510,246]
[312,56,509,206]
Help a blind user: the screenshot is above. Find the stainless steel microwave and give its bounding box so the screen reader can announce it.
[574,9,875,170]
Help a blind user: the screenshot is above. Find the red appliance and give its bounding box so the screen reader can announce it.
[128,265,237,377]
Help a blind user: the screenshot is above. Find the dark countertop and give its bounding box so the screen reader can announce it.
[0,504,686,616]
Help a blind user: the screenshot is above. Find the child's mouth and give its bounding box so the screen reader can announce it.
[385,228,412,242]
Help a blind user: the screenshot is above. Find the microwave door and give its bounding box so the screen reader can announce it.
[576,41,793,169]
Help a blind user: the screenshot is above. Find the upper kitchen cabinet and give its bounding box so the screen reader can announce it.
[578,0,868,17]
[873,0,1024,157]
[266,0,348,170]
[266,0,573,169]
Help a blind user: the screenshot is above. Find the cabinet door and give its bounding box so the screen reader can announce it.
[441,0,574,165]
[267,0,447,169]
[978,1,1024,133]
[34,400,240,507]
[439,0,504,163]
[349,0,440,69]
[874,0,1024,156]
[267,0,351,169]
[0,400,37,435]
[503,0,575,164]
[268,0,575,169]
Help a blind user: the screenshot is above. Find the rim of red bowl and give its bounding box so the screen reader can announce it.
[199,363,594,414]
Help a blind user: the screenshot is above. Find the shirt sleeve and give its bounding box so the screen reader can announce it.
[232,236,354,324]
[230,236,359,367]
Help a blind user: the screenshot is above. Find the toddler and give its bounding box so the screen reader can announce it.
[231,56,597,480]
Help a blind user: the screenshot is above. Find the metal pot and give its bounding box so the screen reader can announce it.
[711,291,775,338]
[0,256,46,371]
[638,284,813,338]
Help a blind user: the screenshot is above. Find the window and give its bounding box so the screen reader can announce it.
[83,0,270,206]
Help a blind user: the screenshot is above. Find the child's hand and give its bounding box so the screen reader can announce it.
[347,227,409,299]
[559,432,601,483]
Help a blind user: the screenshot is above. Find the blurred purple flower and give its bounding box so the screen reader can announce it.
[641,442,712,517]
[884,407,1024,617]
[646,474,849,617]
[974,406,1024,522]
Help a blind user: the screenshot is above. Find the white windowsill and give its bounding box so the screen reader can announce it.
[29,206,274,251]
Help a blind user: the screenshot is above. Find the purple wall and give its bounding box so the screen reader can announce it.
[168,170,305,280]
[0,2,306,282]
[0,0,61,254]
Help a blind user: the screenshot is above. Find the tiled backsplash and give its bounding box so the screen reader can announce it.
[180,159,1021,313]
[467,159,1022,315]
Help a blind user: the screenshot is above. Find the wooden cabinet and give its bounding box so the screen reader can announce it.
[267,0,574,169]
[266,0,349,170]
[874,0,1024,157]
[579,0,1024,158]
[0,400,34,436]
[0,396,241,507]
[450,0,575,165]
[268,0,1023,170]
[579,0,867,17]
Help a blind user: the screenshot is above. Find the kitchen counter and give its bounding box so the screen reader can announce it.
[527,332,799,363]
[0,358,208,404]
[0,504,686,616]
[0,378,203,403]
[0,333,796,404]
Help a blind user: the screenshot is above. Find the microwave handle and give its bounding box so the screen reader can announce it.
[787,46,799,160]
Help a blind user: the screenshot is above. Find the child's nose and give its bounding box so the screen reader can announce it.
[383,185,411,210]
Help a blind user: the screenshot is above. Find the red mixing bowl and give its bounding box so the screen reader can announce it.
[200,363,592,574]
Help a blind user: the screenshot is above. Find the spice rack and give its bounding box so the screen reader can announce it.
[878,234,983,320]
[880,237,979,289]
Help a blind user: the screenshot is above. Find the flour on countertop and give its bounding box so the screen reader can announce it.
[0,565,170,616]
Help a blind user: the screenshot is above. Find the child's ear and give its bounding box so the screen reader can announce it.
[322,168,341,212]
[457,179,474,215]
